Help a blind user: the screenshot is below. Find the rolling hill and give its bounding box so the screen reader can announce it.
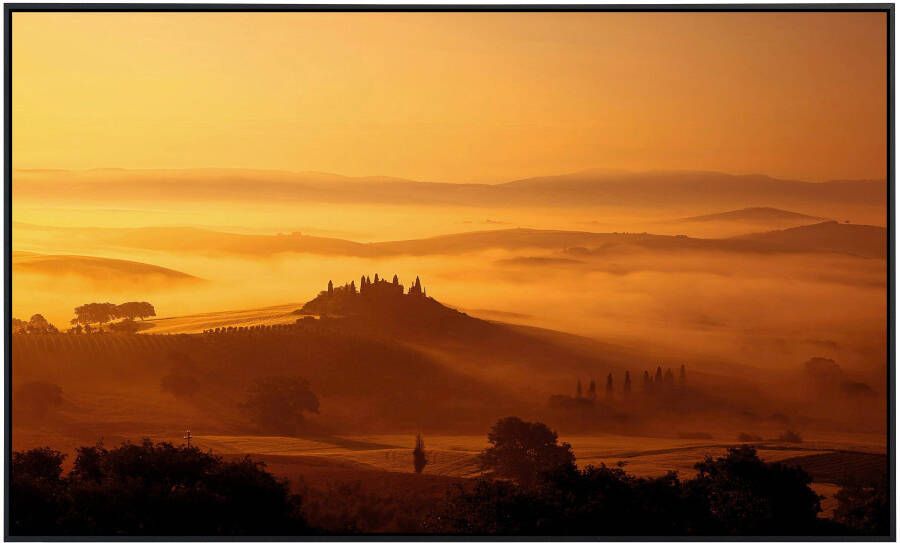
[737,221,887,259]
[678,207,827,224]
[16,220,887,260]
[12,251,203,282]
[13,280,766,442]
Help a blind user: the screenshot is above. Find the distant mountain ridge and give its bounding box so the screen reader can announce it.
[13,168,886,209]
[16,220,887,260]
[679,207,827,223]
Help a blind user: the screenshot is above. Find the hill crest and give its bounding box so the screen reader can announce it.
[679,207,827,223]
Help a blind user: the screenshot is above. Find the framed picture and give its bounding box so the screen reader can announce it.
[5,3,894,540]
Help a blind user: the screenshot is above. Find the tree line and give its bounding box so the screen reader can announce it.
[12,314,59,335]
[69,301,156,333]
[12,302,156,335]
[425,416,886,536]
[10,417,887,536]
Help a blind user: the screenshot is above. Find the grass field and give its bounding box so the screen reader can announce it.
[180,431,886,481]
[185,431,882,520]
[140,303,302,334]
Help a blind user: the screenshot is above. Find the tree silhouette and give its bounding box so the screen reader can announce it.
[435,443,829,536]
[655,366,663,384]
[10,447,68,534]
[73,303,119,330]
[12,318,27,334]
[413,433,428,474]
[664,368,674,385]
[239,376,319,435]
[687,445,821,535]
[14,381,63,420]
[11,440,309,536]
[27,314,58,334]
[833,477,888,535]
[605,373,613,398]
[116,302,156,320]
[623,371,632,395]
[587,379,597,401]
[479,417,575,487]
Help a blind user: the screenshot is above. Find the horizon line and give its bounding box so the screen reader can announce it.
[10,166,888,185]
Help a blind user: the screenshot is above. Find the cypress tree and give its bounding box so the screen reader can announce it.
[413,433,428,474]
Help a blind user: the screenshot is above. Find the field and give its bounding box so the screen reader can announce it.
[174,431,884,519]
[11,312,887,526]
[139,303,302,334]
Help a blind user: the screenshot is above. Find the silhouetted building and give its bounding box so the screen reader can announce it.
[314,274,425,310]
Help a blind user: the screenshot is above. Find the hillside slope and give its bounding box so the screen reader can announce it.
[679,207,827,224]
[12,251,202,282]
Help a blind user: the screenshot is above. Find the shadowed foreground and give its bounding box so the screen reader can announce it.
[11,418,888,537]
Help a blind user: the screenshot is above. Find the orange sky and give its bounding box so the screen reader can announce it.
[12,11,887,183]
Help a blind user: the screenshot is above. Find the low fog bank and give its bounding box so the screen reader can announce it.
[12,194,887,445]
[13,245,887,439]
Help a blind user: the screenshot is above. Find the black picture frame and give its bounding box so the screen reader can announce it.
[3,4,894,541]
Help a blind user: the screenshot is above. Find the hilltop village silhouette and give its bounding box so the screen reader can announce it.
[323,273,427,298]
